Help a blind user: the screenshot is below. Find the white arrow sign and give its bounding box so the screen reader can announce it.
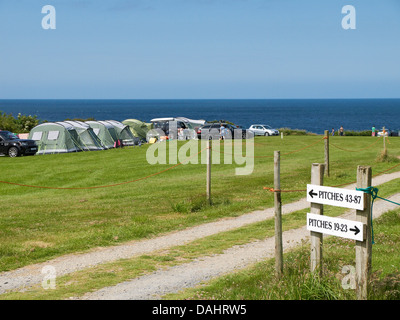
[307,213,365,241]
[307,184,365,210]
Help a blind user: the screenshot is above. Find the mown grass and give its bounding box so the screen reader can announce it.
[0,135,399,273]
[3,189,399,300]
[165,209,400,300]
[1,206,307,300]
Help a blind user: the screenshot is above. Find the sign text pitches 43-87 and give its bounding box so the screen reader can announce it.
[307,184,365,210]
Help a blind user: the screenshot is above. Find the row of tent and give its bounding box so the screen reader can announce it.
[28,119,151,155]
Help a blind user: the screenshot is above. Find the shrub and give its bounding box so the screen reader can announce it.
[343,130,372,136]
[278,128,316,136]
[0,111,18,132]
[16,113,40,132]
[0,111,40,133]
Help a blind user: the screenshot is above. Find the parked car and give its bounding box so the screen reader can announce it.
[197,123,252,140]
[0,131,38,157]
[148,117,196,141]
[248,124,279,136]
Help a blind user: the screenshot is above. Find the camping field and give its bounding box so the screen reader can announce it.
[1,135,400,299]
[0,134,398,270]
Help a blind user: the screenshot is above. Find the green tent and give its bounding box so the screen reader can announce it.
[28,122,84,155]
[104,120,139,146]
[64,121,105,151]
[122,119,152,142]
[86,121,118,149]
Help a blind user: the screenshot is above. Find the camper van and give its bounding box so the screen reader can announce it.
[149,117,204,140]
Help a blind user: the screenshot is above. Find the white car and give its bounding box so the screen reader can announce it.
[377,129,393,137]
[249,124,279,136]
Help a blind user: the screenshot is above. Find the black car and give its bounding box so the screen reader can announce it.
[0,131,38,157]
[197,123,252,140]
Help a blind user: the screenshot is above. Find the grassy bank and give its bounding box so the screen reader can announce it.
[0,135,399,273]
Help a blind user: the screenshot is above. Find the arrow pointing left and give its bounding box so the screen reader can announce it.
[309,189,318,198]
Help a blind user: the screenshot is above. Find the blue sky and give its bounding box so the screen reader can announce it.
[0,0,399,99]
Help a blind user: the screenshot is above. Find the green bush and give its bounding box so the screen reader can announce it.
[343,130,372,136]
[0,111,40,133]
[0,111,18,132]
[278,128,316,136]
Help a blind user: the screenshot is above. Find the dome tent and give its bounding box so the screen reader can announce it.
[104,120,140,146]
[28,122,84,155]
[122,119,151,142]
[63,121,105,151]
[86,121,118,149]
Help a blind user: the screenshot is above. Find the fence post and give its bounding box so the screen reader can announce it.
[383,127,387,156]
[356,166,372,300]
[324,130,330,177]
[384,136,386,152]
[310,163,325,275]
[274,151,283,278]
[206,139,212,205]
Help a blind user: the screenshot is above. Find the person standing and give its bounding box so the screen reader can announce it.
[220,124,226,140]
[339,126,344,136]
[372,126,376,137]
[331,128,335,136]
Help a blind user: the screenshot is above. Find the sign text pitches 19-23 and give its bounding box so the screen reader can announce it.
[307,213,365,241]
[307,184,365,210]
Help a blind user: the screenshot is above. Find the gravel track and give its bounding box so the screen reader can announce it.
[1,171,400,298]
[81,192,400,300]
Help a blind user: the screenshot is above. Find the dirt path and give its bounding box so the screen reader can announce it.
[1,171,400,297]
[80,192,400,300]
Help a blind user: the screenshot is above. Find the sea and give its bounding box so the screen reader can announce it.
[1,99,399,134]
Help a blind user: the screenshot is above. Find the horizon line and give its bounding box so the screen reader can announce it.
[1,97,400,101]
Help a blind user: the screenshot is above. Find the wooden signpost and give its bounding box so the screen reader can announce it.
[355,166,372,300]
[309,163,324,275]
[307,164,372,300]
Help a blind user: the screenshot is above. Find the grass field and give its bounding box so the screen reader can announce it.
[164,209,400,300]
[0,135,399,275]
[1,183,400,300]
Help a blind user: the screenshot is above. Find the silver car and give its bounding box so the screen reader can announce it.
[249,124,279,136]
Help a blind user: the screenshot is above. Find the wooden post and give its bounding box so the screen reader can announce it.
[355,166,372,300]
[324,130,330,177]
[383,127,387,156]
[310,163,325,275]
[206,139,212,205]
[384,135,386,150]
[274,151,283,278]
